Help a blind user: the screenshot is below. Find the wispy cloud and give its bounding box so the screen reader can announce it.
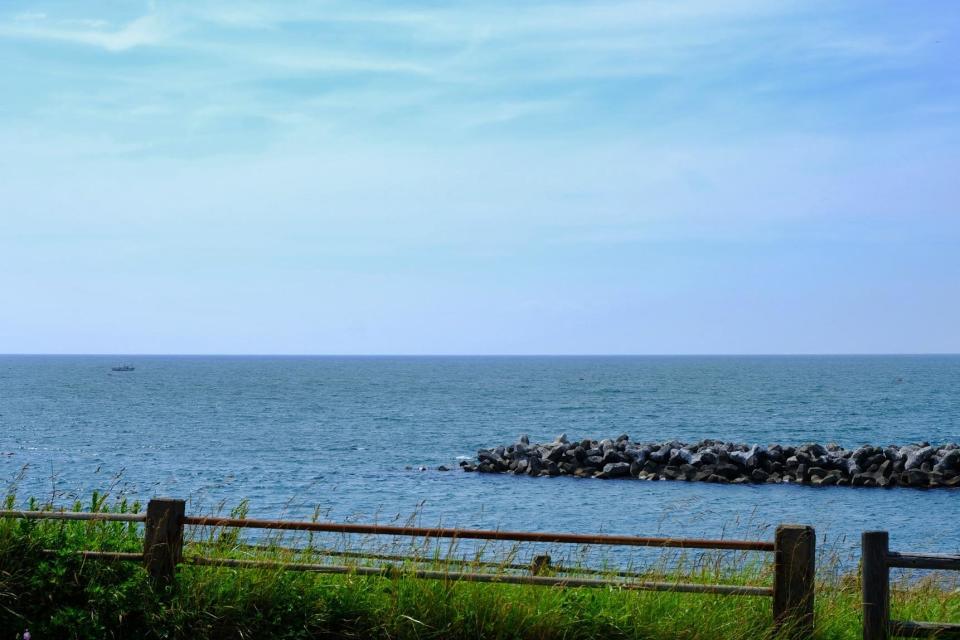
[1,0,956,159]
[13,11,47,22]
[0,12,172,51]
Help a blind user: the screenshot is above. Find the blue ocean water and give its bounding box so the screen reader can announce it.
[1,355,958,561]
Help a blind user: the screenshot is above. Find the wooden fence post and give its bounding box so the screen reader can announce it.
[144,498,185,587]
[774,524,816,640]
[862,531,890,640]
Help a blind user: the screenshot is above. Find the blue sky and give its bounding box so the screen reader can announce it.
[1,1,958,354]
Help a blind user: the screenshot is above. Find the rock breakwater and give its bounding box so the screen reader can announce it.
[462,435,960,489]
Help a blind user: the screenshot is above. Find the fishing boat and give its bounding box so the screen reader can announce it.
[111,365,135,372]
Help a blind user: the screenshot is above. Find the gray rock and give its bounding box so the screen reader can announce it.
[935,449,960,473]
[662,466,683,480]
[713,463,741,480]
[602,462,631,477]
[812,474,838,487]
[905,446,936,471]
[729,445,761,470]
[604,450,627,466]
[626,447,650,465]
[545,445,566,463]
[800,443,828,458]
[648,447,670,463]
[842,458,861,476]
[690,451,718,466]
[906,468,931,487]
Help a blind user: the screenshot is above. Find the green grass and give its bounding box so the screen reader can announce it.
[1,494,957,639]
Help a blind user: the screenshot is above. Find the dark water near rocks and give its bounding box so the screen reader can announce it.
[2,355,958,561]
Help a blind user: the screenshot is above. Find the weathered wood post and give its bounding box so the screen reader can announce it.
[773,524,816,639]
[144,498,186,587]
[530,554,551,576]
[862,531,890,640]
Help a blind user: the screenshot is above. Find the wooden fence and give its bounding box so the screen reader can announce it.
[862,531,960,640]
[1,498,815,639]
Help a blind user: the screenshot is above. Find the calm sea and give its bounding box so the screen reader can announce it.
[2,355,958,560]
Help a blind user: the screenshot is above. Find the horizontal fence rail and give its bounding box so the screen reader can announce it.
[885,552,960,572]
[863,531,960,640]
[889,621,960,639]
[183,556,775,596]
[0,497,815,640]
[41,550,143,562]
[192,541,733,580]
[0,509,145,523]
[184,515,776,551]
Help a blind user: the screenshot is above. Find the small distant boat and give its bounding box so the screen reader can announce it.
[111,365,135,372]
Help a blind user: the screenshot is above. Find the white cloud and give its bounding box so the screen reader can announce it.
[13,12,46,22]
[252,50,435,76]
[0,13,172,51]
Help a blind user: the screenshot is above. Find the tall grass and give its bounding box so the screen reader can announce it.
[0,493,957,639]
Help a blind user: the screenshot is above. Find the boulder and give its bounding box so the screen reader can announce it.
[602,462,631,477]
[662,466,683,480]
[906,469,931,487]
[690,451,718,467]
[729,445,762,470]
[648,447,670,463]
[713,463,742,480]
[584,455,604,468]
[935,449,960,473]
[602,449,625,466]
[545,445,566,463]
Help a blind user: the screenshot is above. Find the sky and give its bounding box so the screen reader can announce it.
[1,1,958,355]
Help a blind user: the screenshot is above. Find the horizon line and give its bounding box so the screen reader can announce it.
[2,352,959,358]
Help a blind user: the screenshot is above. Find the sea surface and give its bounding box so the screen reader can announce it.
[2,355,958,564]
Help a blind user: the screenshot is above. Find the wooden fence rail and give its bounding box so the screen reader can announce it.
[862,531,960,640]
[1,498,815,640]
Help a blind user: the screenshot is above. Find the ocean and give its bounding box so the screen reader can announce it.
[1,355,958,560]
